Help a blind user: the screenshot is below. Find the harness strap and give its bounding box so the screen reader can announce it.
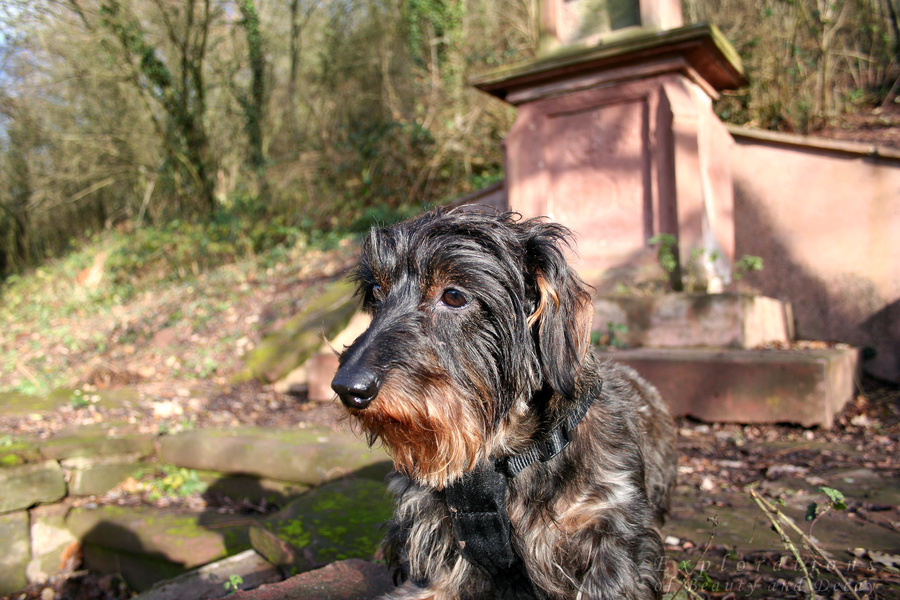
[501,384,599,478]
[444,461,544,600]
[442,381,603,600]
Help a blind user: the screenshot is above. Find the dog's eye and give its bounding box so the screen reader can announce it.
[440,289,467,308]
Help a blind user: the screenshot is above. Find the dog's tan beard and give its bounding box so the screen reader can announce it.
[345,373,496,490]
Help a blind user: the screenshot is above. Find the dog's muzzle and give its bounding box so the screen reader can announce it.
[331,363,381,409]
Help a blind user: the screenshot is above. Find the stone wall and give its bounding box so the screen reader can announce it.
[729,128,900,383]
[0,426,391,595]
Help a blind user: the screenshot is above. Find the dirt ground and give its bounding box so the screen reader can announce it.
[3,371,899,600]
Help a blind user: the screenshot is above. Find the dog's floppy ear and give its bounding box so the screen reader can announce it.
[523,221,593,399]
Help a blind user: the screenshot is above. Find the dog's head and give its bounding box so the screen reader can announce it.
[331,209,593,487]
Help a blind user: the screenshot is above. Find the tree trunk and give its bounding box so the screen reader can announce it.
[238,0,266,172]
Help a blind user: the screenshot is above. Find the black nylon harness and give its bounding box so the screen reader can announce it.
[442,381,602,600]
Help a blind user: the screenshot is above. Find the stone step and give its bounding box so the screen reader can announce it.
[0,461,67,514]
[0,422,392,594]
[158,427,391,485]
[66,505,256,567]
[62,453,146,496]
[250,479,393,574]
[60,477,394,594]
[302,293,797,402]
[39,424,155,461]
[0,388,140,420]
[593,293,794,349]
[27,503,80,586]
[1,419,154,474]
[132,549,281,600]
[66,505,257,591]
[235,280,359,384]
[599,345,858,428]
[0,511,29,595]
[232,559,393,600]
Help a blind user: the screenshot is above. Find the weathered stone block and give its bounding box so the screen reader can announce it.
[229,559,393,600]
[27,503,80,584]
[0,511,30,595]
[0,389,139,423]
[599,345,858,427]
[158,427,391,485]
[46,387,140,407]
[0,391,66,419]
[250,479,393,574]
[593,293,793,349]
[236,280,359,383]
[66,505,254,569]
[0,438,40,468]
[0,460,67,514]
[132,549,281,600]
[40,425,154,461]
[61,453,145,496]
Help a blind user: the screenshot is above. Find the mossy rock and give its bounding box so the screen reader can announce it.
[40,424,154,461]
[0,511,29,595]
[158,426,391,485]
[66,505,255,568]
[0,460,67,513]
[0,391,65,419]
[236,279,359,383]
[250,478,393,575]
[0,388,139,419]
[0,438,40,468]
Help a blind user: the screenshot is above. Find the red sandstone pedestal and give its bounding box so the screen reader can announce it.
[472,24,746,292]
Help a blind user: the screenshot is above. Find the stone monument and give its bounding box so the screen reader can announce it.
[471,0,746,292]
[467,2,857,428]
[302,0,856,429]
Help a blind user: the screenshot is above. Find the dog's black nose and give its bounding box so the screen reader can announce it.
[332,365,381,409]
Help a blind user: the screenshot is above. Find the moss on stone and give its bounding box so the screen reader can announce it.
[258,479,393,569]
[1,453,25,467]
[276,518,312,549]
[0,392,60,418]
[235,279,359,383]
[163,516,209,538]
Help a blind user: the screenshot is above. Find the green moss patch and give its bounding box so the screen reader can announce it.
[251,478,393,573]
[235,279,359,383]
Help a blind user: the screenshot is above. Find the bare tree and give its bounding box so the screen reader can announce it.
[688,0,898,133]
[0,0,537,273]
[97,0,218,215]
[236,0,266,172]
